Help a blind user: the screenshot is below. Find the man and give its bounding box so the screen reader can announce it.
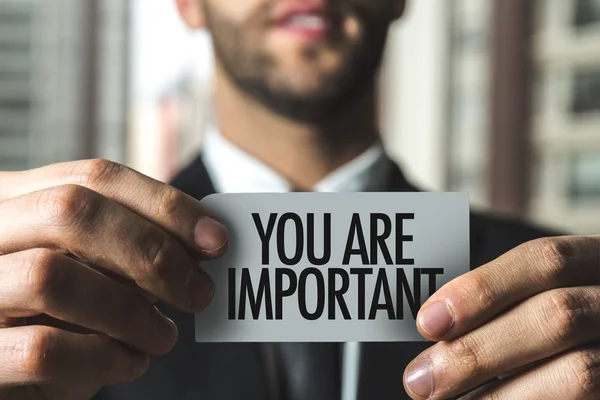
[0,0,598,399]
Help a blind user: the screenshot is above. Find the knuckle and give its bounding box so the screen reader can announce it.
[67,159,124,188]
[531,237,575,280]
[458,272,497,311]
[446,336,484,377]
[540,289,589,343]
[565,350,600,397]
[37,185,100,228]
[151,186,182,221]
[21,249,62,303]
[140,234,176,280]
[18,327,58,379]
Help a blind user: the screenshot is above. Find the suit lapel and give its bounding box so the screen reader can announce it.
[356,161,434,400]
[163,156,276,400]
[168,156,438,400]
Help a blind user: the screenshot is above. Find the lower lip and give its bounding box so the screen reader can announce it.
[274,23,329,40]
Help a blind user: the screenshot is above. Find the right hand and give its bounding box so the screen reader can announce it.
[0,159,229,400]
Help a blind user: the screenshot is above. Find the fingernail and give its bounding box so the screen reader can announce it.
[156,311,178,350]
[405,358,433,399]
[194,217,228,253]
[418,301,454,337]
[188,272,215,311]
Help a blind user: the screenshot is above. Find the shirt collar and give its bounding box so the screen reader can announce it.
[202,126,392,194]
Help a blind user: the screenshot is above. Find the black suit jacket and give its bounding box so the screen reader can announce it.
[95,156,557,400]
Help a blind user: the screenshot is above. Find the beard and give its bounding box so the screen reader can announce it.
[202,0,394,125]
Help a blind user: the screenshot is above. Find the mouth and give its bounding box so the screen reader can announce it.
[272,3,331,40]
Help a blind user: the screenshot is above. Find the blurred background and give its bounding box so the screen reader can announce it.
[0,0,599,234]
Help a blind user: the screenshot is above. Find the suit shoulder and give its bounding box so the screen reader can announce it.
[169,155,216,201]
[470,210,565,267]
[472,210,563,240]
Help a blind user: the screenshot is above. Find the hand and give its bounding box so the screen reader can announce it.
[0,159,228,400]
[403,236,600,399]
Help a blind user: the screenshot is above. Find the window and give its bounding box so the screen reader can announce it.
[0,2,33,170]
[574,0,600,28]
[446,0,492,208]
[569,153,600,203]
[0,10,31,26]
[571,68,600,114]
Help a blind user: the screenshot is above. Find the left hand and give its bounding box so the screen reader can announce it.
[403,236,600,399]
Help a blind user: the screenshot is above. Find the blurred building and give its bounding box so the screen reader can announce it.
[388,0,600,234]
[383,0,493,207]
[0,1,33,171]
[0,0,130,171]
[532,0,600,233]
[446,0,493,208]
[447,0,600,233]
[3,0,595,234]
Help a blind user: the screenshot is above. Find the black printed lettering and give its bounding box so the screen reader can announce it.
[328,268,350,320]
[238,268,273,320]
[369,268,395,320]
[343,213,369,265]
[395,213,415,265]
[228,268,236,320]
[277,213,304,266]
[298,268,325,320]
[275,268,298,320]
[370,213,393,265]
[350,268,373,320]
[252,213,278,265]
[307,213,332,266]
[421,268,444,296]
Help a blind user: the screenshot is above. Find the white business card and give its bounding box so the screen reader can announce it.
[195,193,469,342]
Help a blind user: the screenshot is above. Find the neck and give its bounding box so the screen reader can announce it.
[213,67,379,190]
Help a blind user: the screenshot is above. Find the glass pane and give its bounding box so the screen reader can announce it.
[0,155,29,171]
[571,68,600,114]
[574,0,600,28]
[0,99,30,112]
[446,0,492,206]
[569,153,600,203]
[0,129,27,139]
[0,11,31,26]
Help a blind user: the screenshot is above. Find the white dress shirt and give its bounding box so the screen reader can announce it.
[202,126,392,400]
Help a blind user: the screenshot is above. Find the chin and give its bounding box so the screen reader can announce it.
[272,63,341,94]
[271,76,328,98]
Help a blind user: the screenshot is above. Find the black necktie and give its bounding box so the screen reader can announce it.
[273,342,341,400]
[272,189,342,400]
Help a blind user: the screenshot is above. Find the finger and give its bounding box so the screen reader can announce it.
[0,325,149,388]
[0,159,228,258]
[459,346,600,400]
[404,286,600,399]
[0,185,215,312]
[0,249,178,355]
[416,236,600,340]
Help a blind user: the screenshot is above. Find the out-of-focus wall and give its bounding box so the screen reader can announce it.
[381,0,452,194]
[128,0,213,182]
